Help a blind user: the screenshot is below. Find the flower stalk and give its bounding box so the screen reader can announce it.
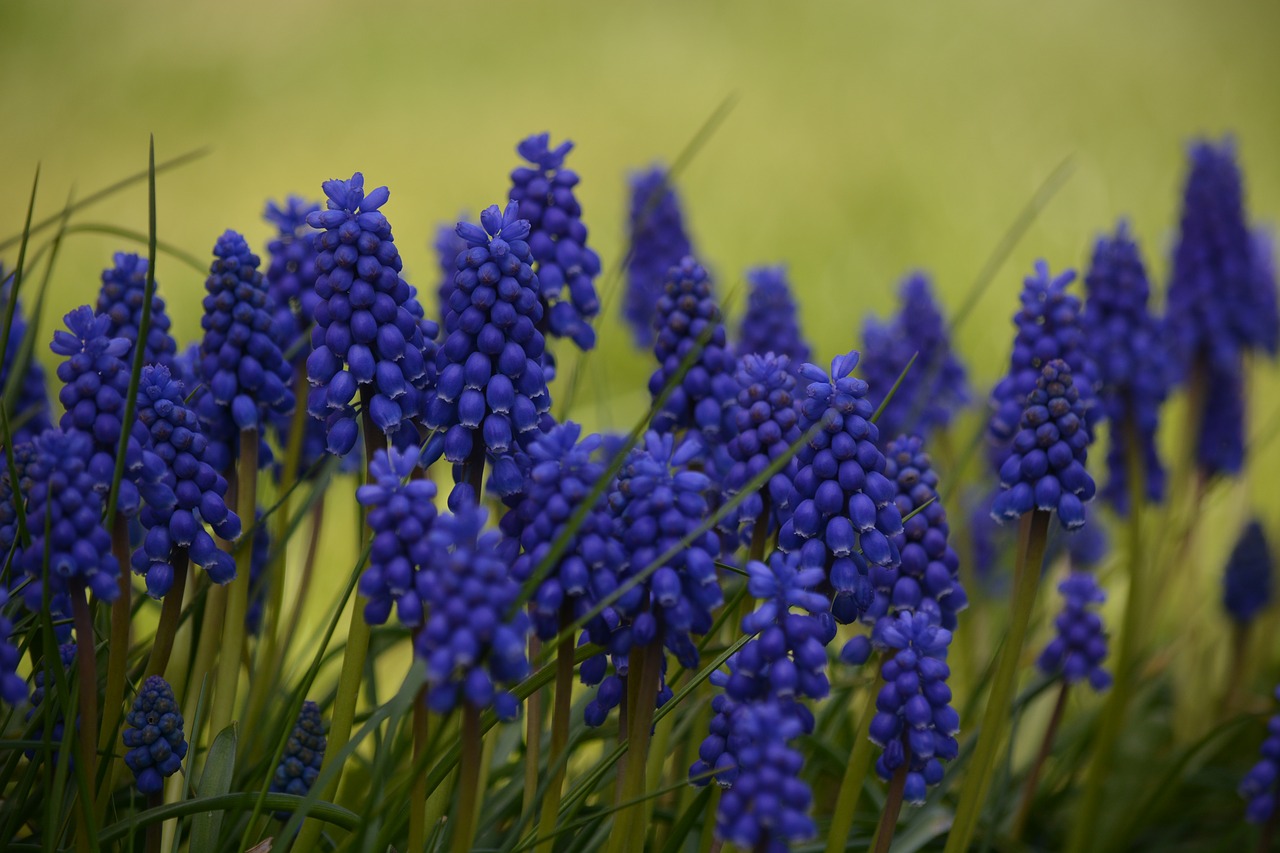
[210,427,258,735]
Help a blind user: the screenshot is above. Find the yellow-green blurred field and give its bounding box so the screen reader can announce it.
[3,0,1279,689]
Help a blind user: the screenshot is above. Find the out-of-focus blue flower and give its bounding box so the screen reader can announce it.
[1248,229,1279,356]
[306,174,438,457]
[509,133,601,367]
[425,202,550,499]
[1082,223,1170,512]
[1037,573,1111,691]
[433,221,467,325]
[0,587,26,706]
[866,611,960,805]
[723,353,801,544]
[270,699,327,818]
[1240,686,1280,823]
[96,252,177,370]
[989,261,1098,474]
[1046,520,1109,571]
[122,675,188,795]
[197,231,295,472]
[132,365,240,598]
[26,642,76,756]
[860,272,970,442]
[244,509,270,635]
[736,266,810,368]
[0,442,36,575]
[779,352,903,625]
[624,166,694,347]
[992,360,1096,531]
[414,502,529,719]
[0,271,52,447]
[355,446,437,627]
[1223,520,1273,626]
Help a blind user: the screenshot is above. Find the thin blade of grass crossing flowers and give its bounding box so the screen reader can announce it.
[60,223,207,275]
[871,351,919,425]
[99,793,361,846]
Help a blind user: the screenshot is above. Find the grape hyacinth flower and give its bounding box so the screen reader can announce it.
[197,231,294,473]
[624,166,694,347]
[270,700,327,818]
[860,272,970,442]
[723,353,801,545]
[991,360,1097,531]
[0,588,26,706]
[1248,229,1279,356]
[122,675,188,795]
[306,174,438,457]
[867,611,960,804]
[0,441,35,567]
[735,266,811,367]
[508,133,602,364]
[26,642,76,754]
[989,261,1098,472]
[1240,686,1280,823]
[426,202,550,498]
[779,352,904,625]
[96,252,177,370]
[1082,223,1170,511]
[0,272,52,446]
[355,446,437,627]
[1037,573,1112,691]
[1223,520,1273,626]
[414,503,530,718]
[433,221,467,325]
[132,365,240,597]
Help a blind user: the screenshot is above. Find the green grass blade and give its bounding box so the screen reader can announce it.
[189,723,238,850]
[60,223,206,274]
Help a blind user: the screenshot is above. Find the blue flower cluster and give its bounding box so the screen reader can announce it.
[0,273,52,446]
[723,353,801,543]
[96,252,177,370]
[51,306,174,519]
[1082,223,1170,511]
[501,423,622,641]
[780,353,903,624]
[992,360,1097,530]
[0,441,35,569]
[509,133,601,361]
[355,446,437,627]
[27,643,76,754]
[859,272,970,442]
[433,221,467,324]
[624,166,694,347]
[0,588,26,706]
[866,611,960,804]
[306,173,438,456]
[736,266,810,368]
[197,230,294,472]
[1038,573,1111,691]
[122,675,188,795]
[426,202,550,498]
[989,261,1098,472]
[132,365,240,597]
[1249,229,1279,356]
[414,503,529,718]
[1239,686,1280,823]
[271,700,327,818]
[1223,520,1273,626]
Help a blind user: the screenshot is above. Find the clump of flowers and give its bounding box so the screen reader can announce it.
[0,588,26,706]
[306,173,438,456]
[96,252,177,370]
[122,675,188,795]
[1037,573,1112,691]
[355,446,437,626]
[736,265,810,367]
[426,202,550,498]
[1223,520,1273,626]
[0,441,36,567]
[723,352,801,543]
[623,166,694,347]
[780,352,903,624]
[433,221,467,324]
[991,360,1097,530]
[0,272,52,446]
[860,272,970,442]
[26,643,77,752]
[270,700,327,817]
[1239,686,1280,823]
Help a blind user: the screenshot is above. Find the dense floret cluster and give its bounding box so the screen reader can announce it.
[270,700,327,817]
[122,676,188,795]
[723,353,801,542]
[96,252,177,369]
[736,266,810,367]
[1037,573,1111,691]
[1239,686,1280,823]
[355,446,437,626]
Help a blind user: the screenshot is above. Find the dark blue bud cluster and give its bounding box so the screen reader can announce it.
[992,360,1096,530]
[0,588,26,706]
[426,202,550,499]
[623,166,693,348]
[355,446,436,626]
[0,273,52,446]
[779,353,903,625]
[122,675,188,795]
[1082,223,1170,511]
[270,700,327,818]
[415,503,529,719]
[736,266,811,367]
[723,353,801,543]
[859,272,970,442]
[132,365,240,597]
[509,133,601,362]
[1241,686,1280,823]
[306,173,438,456]
[197,230,295,472]
[96,252,177,370]
[1038,573,1111,691]
[1223,520,1273,626]
[51,306,174,519]
[501,423,622,641]
[866,611,960,804]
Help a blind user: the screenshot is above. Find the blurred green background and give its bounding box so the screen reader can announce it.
[2,0,1279,661]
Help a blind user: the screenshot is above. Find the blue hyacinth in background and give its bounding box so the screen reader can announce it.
[0,272,52,446]
[1223,520,1273,626]
[270,700,327,818]
[1038,572,1112,691]
[96,252,177,370]
[736,265,811,368]
[355,446,437,627]
[624,166,694,347]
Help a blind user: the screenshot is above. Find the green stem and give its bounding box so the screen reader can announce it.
[281,495,325,646]
[870,752,909,853]
[144,549,189,681]
[523,634,544,824]
[97,515,133,815]
[608,639,662,853]
[1010,680,1070,840]
[824,677,880,853]
[1221,622,1249,718]
[145,792,163,853]
[211,428,258,736]
[409,692,429,853]
[944,509,1050,853]
[452,705,483,853]
[535,621,576,853]
[70,587,99,807]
